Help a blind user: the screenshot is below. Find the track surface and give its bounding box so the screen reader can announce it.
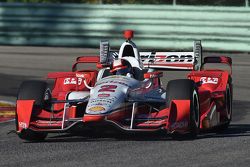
[0,46,250,167]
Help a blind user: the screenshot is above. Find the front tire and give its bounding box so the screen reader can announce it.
[17,80,48,107]
[16,80,48,141]
[18,129,47,142]
[166,79,200,138]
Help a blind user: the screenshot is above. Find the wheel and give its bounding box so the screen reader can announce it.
[16,80,48,141]
[17,129,48,142]
[217,83,232,131]
[166,79,200,138]
[17,80,48,107]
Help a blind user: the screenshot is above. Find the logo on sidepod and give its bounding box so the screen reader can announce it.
[89,106,105,112]
[200,77,218,84]
[64,78,82,85]
[98,94,110,97]
[19,122,27,129]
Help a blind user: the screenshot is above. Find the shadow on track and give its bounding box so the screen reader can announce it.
[232,100,250,122]
[25,130,173,143]
[22,123,250,143]
[198,124,250,139]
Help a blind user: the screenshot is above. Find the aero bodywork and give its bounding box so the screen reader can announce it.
[16,30,232,141]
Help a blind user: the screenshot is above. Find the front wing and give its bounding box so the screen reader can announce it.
[16,99,193,135]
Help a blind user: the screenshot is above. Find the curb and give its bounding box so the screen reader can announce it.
[0,100,16,123]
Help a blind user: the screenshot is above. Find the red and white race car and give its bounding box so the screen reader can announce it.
[16,30,232,141]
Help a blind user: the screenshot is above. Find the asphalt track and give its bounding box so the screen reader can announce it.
[0,46,250,167]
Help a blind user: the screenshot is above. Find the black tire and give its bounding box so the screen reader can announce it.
[166,79,200,138]
[217,83,232,131]
[18,129,48,142]
[17,80,48,141]
[17,80,48,107]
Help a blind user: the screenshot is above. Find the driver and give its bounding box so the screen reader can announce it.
[110,59,133,77]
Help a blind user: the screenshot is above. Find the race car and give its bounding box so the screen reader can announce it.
[16,30,233,141]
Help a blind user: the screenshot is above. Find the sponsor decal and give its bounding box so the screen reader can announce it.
[64,78,82,85]
[89,106,105,112]
[110,51,194,64]
[75,73,85,78]
[140,52,194,64]
[19,122,27,129]
[200,77,218,84]
[98,94,110,97]
[143,120,165,124]
[98,85,117,92]
[89,97,117,104]
[95,80,129,87]
[171,121,188,129]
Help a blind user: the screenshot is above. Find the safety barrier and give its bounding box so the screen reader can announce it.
[0,3,249,51]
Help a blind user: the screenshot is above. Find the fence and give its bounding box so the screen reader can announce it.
[0,3,250,51]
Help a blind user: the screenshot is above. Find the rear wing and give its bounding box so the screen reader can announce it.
[100,40,203,71]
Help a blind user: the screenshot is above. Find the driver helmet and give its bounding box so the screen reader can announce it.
[110,59,133,76]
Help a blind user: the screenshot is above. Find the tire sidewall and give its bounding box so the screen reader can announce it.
[190,88,200,135]
[225,83,232,121]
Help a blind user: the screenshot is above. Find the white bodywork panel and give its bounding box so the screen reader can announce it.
[67,91,90,100]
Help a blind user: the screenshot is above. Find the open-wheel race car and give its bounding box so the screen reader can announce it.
[16,30,233,141]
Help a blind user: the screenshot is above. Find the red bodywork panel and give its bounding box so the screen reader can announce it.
[48,71,97,97]
[167,100,190,133]
[16,100,35,132]
[188,67,232,129]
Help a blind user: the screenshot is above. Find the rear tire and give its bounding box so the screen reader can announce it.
[217,83,232,131]
[166,79,200,139]
[16,80,48,141]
